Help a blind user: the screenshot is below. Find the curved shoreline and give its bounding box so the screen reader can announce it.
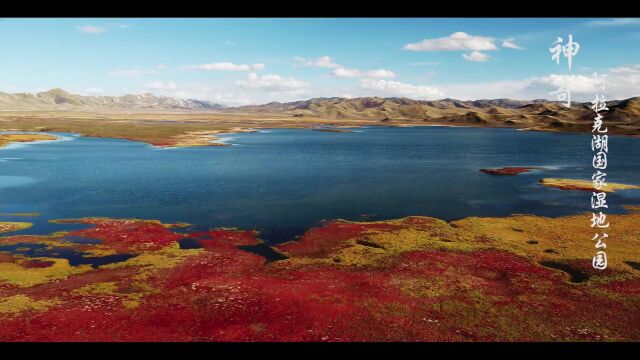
[0,133,59,149]
[2,112,639,150]
[5,124,639,151]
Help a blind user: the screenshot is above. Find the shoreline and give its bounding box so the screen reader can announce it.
[0,133,59,149]
[1,120,638,150]
[1,109,638,150]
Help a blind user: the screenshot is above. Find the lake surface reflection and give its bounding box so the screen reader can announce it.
[1,127,639,243]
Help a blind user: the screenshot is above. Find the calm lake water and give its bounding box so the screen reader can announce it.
[1,126,639,243]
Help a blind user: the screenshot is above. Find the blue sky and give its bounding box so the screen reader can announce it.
[1,18,639,105]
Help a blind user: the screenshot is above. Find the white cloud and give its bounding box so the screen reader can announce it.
[332,67,395,79]
[462,51,490,62]
[139,81,252,106]
[138,70,311,105]
[224,40,237,46]
[296,55,395,80]
[531,74,606,94]
[523,70,639,100]
[184,62,265,72]
[440,64,640,101]
[332,67,362,78]
[404,32,497,52]
[76,25,106,34]
[359,78,444,100]
[236,72,310,93]
[294,56,341,68]
[2,85,19,92]
[585,18,640,27]
[76,23,129,34]
[577,65,640,100]
[208,92,252,106]
[502,38,525,50]
[367,69,396,79]
[440,78,540,100]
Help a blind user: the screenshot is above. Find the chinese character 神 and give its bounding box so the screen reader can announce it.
[592,251,607,270]
[591,212,609,228]
[549,34,580,71]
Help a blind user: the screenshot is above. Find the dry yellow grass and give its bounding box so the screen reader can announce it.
[0,257,92,287]
[540,178,640,192]
[278,212,640,273]
[4,105,636,148]
[0,133,57,148]
[0,111,376,147]
[0,222,32,233]
[0,294,60,316]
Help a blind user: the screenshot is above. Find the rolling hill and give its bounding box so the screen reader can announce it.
[1,89,638,135]
[0,88,225,111]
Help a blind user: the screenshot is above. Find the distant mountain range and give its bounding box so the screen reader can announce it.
[225,95,640,135]
[227,95,639,120]
[226,97,550,117]
[1,88,638,135]
[0,88,226,111]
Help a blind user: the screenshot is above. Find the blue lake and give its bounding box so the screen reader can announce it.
[1,126,639,244]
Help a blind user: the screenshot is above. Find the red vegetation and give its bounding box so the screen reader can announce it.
[0,253,14,263]
[66,218,184,252]
[480,167,540,175]
[190,229,260,248]
[276,221,398,257]
[20,260,55,269]
[601,279,640,295]
[1,217,640,341]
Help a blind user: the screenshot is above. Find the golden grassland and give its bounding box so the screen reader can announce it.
[0,294,60,316]
[276,212,640,272]
[0,111,375,147]
[0,133,58,148]
[3,108,636,148]
[0,257,92,287]
[540,178,640,192]
[0,222,32,233]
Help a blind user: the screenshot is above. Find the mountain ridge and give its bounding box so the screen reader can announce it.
[0,88,226,111]
[1,89,638,136]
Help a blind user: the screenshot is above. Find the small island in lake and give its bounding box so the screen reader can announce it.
[539,178,640,192]
[480,166,543,175]
[0,222,32,233]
